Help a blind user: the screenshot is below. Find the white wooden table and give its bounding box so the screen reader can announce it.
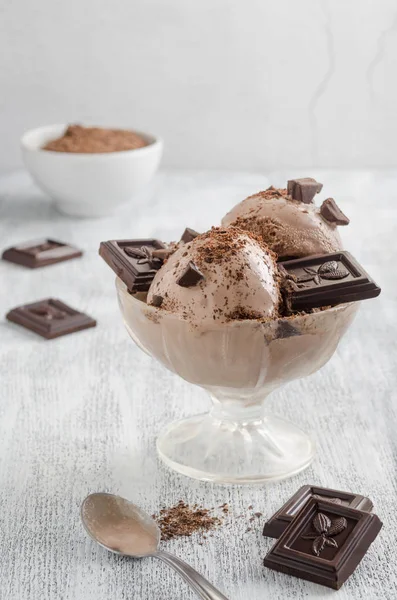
[0,169,396,600]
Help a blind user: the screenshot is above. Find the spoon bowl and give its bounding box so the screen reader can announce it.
[81,492,159,557]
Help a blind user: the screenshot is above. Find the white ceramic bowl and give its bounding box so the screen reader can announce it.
[21,124,163,218]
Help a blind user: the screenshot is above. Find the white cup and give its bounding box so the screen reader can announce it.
[21,124,163,218]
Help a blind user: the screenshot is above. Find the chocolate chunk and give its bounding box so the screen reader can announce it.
[263,497,382,590]
[177,262,205,287]
[99,239,167,292]
[287,178,323,204]
[6,299,96,339]
[2,239,82,269]
[180,228,200,243]
[278,251,381,311]
[151,294,163,307]
[320,198,350,225]
[263,485,373,539]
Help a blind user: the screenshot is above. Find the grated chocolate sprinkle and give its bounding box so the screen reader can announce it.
[153,501,222,541]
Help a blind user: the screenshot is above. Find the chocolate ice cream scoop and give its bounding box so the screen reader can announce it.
[147,227,281,326]
[222,183,345,260]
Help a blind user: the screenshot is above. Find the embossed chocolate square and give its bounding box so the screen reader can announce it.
[279,251,381,311]
[99,239,167,292]
[263,485,373,538]
[6,299,96,339]
[264,498,382,590]
[2,239,82,268]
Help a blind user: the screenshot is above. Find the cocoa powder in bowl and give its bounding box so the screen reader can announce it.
[43,124,148,154]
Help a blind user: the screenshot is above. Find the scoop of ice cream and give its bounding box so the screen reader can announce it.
[222,186,343,259]
[147,227,280,326]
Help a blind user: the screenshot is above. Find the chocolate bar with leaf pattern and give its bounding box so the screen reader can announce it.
[263,497,382,590]
[263,485,373,538]
[99,239,168,292]
[278,251,381,311]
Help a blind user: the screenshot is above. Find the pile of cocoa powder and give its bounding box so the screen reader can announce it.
[152,500,262,541]
[153,501,223,541]
[43,124,148,154]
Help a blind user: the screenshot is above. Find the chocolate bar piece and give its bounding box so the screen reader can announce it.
[287,178,323,204]
[180,227,200,243]
[279,251,381,311]
[6,299,96,339]
[2,239,82,269]
[99,239,167,292]
[263,485,373,538]
[177,262,205,288]
[264,497,382,590]
[320,198,349,226]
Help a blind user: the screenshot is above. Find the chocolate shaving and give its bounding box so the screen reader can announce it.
[320,198,350,226]
[181,227,200,243]
[287,178,323,204]
[153,501,222,541]
[177,261,205,287]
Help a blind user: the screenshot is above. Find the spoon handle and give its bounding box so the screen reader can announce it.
[154,550,229,600]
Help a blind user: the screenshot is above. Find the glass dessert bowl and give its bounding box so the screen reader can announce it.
[116,278,359,484]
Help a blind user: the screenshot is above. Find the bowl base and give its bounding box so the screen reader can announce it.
[157,412,314,484]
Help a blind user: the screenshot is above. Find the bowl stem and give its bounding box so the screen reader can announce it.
[156,390,314,484]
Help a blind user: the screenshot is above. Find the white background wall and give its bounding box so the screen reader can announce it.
[1,0,397,173]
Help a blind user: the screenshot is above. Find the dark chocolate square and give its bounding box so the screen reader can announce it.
[2,239,82,268]
[99,239,167,292]
[6,299,96,339]
[263,498,382,590]
[263,485,373,538]
[278,251,380,310]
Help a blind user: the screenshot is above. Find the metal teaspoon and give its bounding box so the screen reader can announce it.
[81,493,229,600]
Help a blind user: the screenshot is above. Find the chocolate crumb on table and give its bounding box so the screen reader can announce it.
[152,500,222,541]
[219,502,229,514]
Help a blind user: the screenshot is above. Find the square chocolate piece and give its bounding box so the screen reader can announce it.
[6,299,96,339]
[263,485,373,538]
[279,251,381,311]
[2,239,82,268]
[99,239,167,292]
[264,498,382,590]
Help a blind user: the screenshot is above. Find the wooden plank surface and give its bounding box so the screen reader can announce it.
[0,170,395,599]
